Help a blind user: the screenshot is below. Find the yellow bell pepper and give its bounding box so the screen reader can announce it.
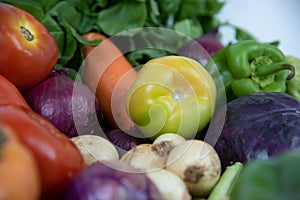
[126,55,216,139]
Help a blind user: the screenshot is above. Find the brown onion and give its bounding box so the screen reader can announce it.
[166,140,221,197]
[120,143,171,171]
[146,169,191,200]
[71,135,119,166]
[153,133,186,147]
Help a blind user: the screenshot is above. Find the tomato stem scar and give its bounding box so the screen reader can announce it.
[20,26,34,41]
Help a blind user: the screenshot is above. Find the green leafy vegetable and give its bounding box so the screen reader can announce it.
[179,0,223,19]
[231,149,300,200]
[1,0,44,20]
[47,1,82,29]
[34,0,59,11]
[174,19,203,38]
[97,1,147,36]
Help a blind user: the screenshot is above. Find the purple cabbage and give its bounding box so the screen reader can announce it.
[210,92,300,169]
[64,161,162,200]
[177,27,224,66]
[24,68,102,137]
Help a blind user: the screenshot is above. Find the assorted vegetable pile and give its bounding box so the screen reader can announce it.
[0,0,300,200]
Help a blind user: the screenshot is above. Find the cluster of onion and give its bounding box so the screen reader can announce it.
[120,133,222,199]
[70,133,221,199]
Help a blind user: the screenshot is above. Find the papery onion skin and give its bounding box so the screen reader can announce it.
[166,140,221,197]
[24,68,102,137]
[153,133,186,146]
[146,169,191,200]
[71,135,119,166]
[64,161,162,200]
[120,144,168,171]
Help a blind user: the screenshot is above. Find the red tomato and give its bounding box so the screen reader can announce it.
[0,74,30,109]
[0,105,85,200]
[0,3,58,91]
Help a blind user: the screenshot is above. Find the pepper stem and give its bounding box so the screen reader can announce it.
[256,62,295,80]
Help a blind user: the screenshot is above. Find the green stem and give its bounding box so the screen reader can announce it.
[256,62,295,80]
[207,162,243,200]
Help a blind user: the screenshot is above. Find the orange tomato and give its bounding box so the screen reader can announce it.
[82,32,137,131]
[0,122,41,200]
[0,105,85,200]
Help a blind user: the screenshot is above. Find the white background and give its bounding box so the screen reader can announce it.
[217,0,300,57]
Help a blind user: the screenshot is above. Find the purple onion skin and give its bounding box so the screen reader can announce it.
[24,68,102,137]
[177,27,224,66]
[211,92,300,170]
[64,161,162,200]
[105,127,152,156]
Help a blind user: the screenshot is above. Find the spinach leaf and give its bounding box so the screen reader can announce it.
[58,24,78,66]
[47,1,82,30]
[179,0,224,19]
[145,0,160,26]
[34,0,59,11]
[97,1,147,36]
[156,0,181,24]
[231,150,300,200]
[1,0,44,20]
[174,18,203,38]
[126,48,169,67]
[66,24,102,46]
[41,14,67,61]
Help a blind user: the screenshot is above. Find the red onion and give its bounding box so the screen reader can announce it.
[24,68,102,137]
[64,161,162,200]
[177,27,224,66]
[105,126,151,156]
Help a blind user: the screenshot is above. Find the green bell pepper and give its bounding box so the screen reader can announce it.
[206,40,295,101]
[126,56,216,140]
[286,55,300,100]
[231,149,300,200]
